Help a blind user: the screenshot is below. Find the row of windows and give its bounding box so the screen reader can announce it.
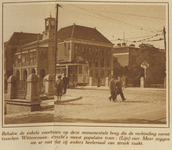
[15,51,37,64]
[74,45,111,56]
[88,58,111,68]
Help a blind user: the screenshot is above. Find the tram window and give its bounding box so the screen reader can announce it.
[86,66,88,74]
[79,66,82,74]
[73,66,77,74]
[69,67,73,74]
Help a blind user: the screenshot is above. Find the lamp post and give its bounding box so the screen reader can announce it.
[141,61,149,78]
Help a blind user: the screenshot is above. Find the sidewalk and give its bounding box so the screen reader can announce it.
[73,86,166,91]
[41,94,82,110]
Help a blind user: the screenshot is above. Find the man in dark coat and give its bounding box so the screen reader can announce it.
[55,75,64,101]
[116,76,126,101]
[62,73,69,94]
[108,76,117,102]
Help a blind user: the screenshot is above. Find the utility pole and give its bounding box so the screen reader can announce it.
[163,26,166,52]
[54,4,60,82]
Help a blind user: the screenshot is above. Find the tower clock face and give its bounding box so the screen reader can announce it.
[51,21,55,25]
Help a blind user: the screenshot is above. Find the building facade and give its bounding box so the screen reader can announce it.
[4,32,41,79]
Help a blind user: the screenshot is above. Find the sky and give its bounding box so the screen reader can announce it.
[3,1,167,49]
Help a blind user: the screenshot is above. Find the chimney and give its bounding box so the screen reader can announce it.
[122,43,126,47]
[117,43,121,47]
[129,44,135,47]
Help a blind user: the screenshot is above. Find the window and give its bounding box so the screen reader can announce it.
[65,43,70,56]
[79,66,82,74]
[22,54,26,63]
[89,47,92,54]
[90,70,92,77]
[101,70,104,77]
[30,51,37,62]
[107,49,110,55]
[69,67,73,74]
[101,59,104,67]
[82,46,85,54]
[95,70,98,78]
[95,59,98,67]
[30,52,33,62]
[89,58,92,67]
[34,51,37,62]
[73,66,77,74]
[85,66,88,74]
[107,59,111,67]
[100,49,104,55]
[75,46,79,54]
[15,55,18,64]
[18,55,21,63]
[95,48,98,55]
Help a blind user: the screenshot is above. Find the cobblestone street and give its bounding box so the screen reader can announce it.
[4,87,166,125]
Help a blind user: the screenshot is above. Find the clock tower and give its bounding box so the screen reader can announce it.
[42,15,55,40]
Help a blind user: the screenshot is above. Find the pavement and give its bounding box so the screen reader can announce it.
[40,86,165,110]
[4,86,166,125]
[41,94,82,110]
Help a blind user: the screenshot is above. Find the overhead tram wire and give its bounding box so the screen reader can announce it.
[110,32,163,42]
[63,5,165,46]
[90,9,165,20]
[63,7,114,39]
[71,5,161,33]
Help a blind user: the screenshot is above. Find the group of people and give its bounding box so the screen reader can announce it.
[109,76,126,102]
[55,73,69,101]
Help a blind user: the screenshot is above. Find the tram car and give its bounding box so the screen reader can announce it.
[56,63,89,87]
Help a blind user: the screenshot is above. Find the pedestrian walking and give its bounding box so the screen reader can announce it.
[108,76,117,102]
[55,75,64,101]
[116,76,126,101]
[62,73,69,94]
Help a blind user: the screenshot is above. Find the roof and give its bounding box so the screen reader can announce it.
[57,24,112,44]
[6,32,42,46]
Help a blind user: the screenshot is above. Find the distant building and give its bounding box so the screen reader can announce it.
[113,43,166,87]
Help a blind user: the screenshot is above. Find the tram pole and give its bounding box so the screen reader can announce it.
[54,4,60,82]
[163,26,166,52]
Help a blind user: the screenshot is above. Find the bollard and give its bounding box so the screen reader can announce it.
[26,73,40,101]
[89,77,92,86]
[6,75,17,99]
[140,77,144,88]
[44,74,55,97]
